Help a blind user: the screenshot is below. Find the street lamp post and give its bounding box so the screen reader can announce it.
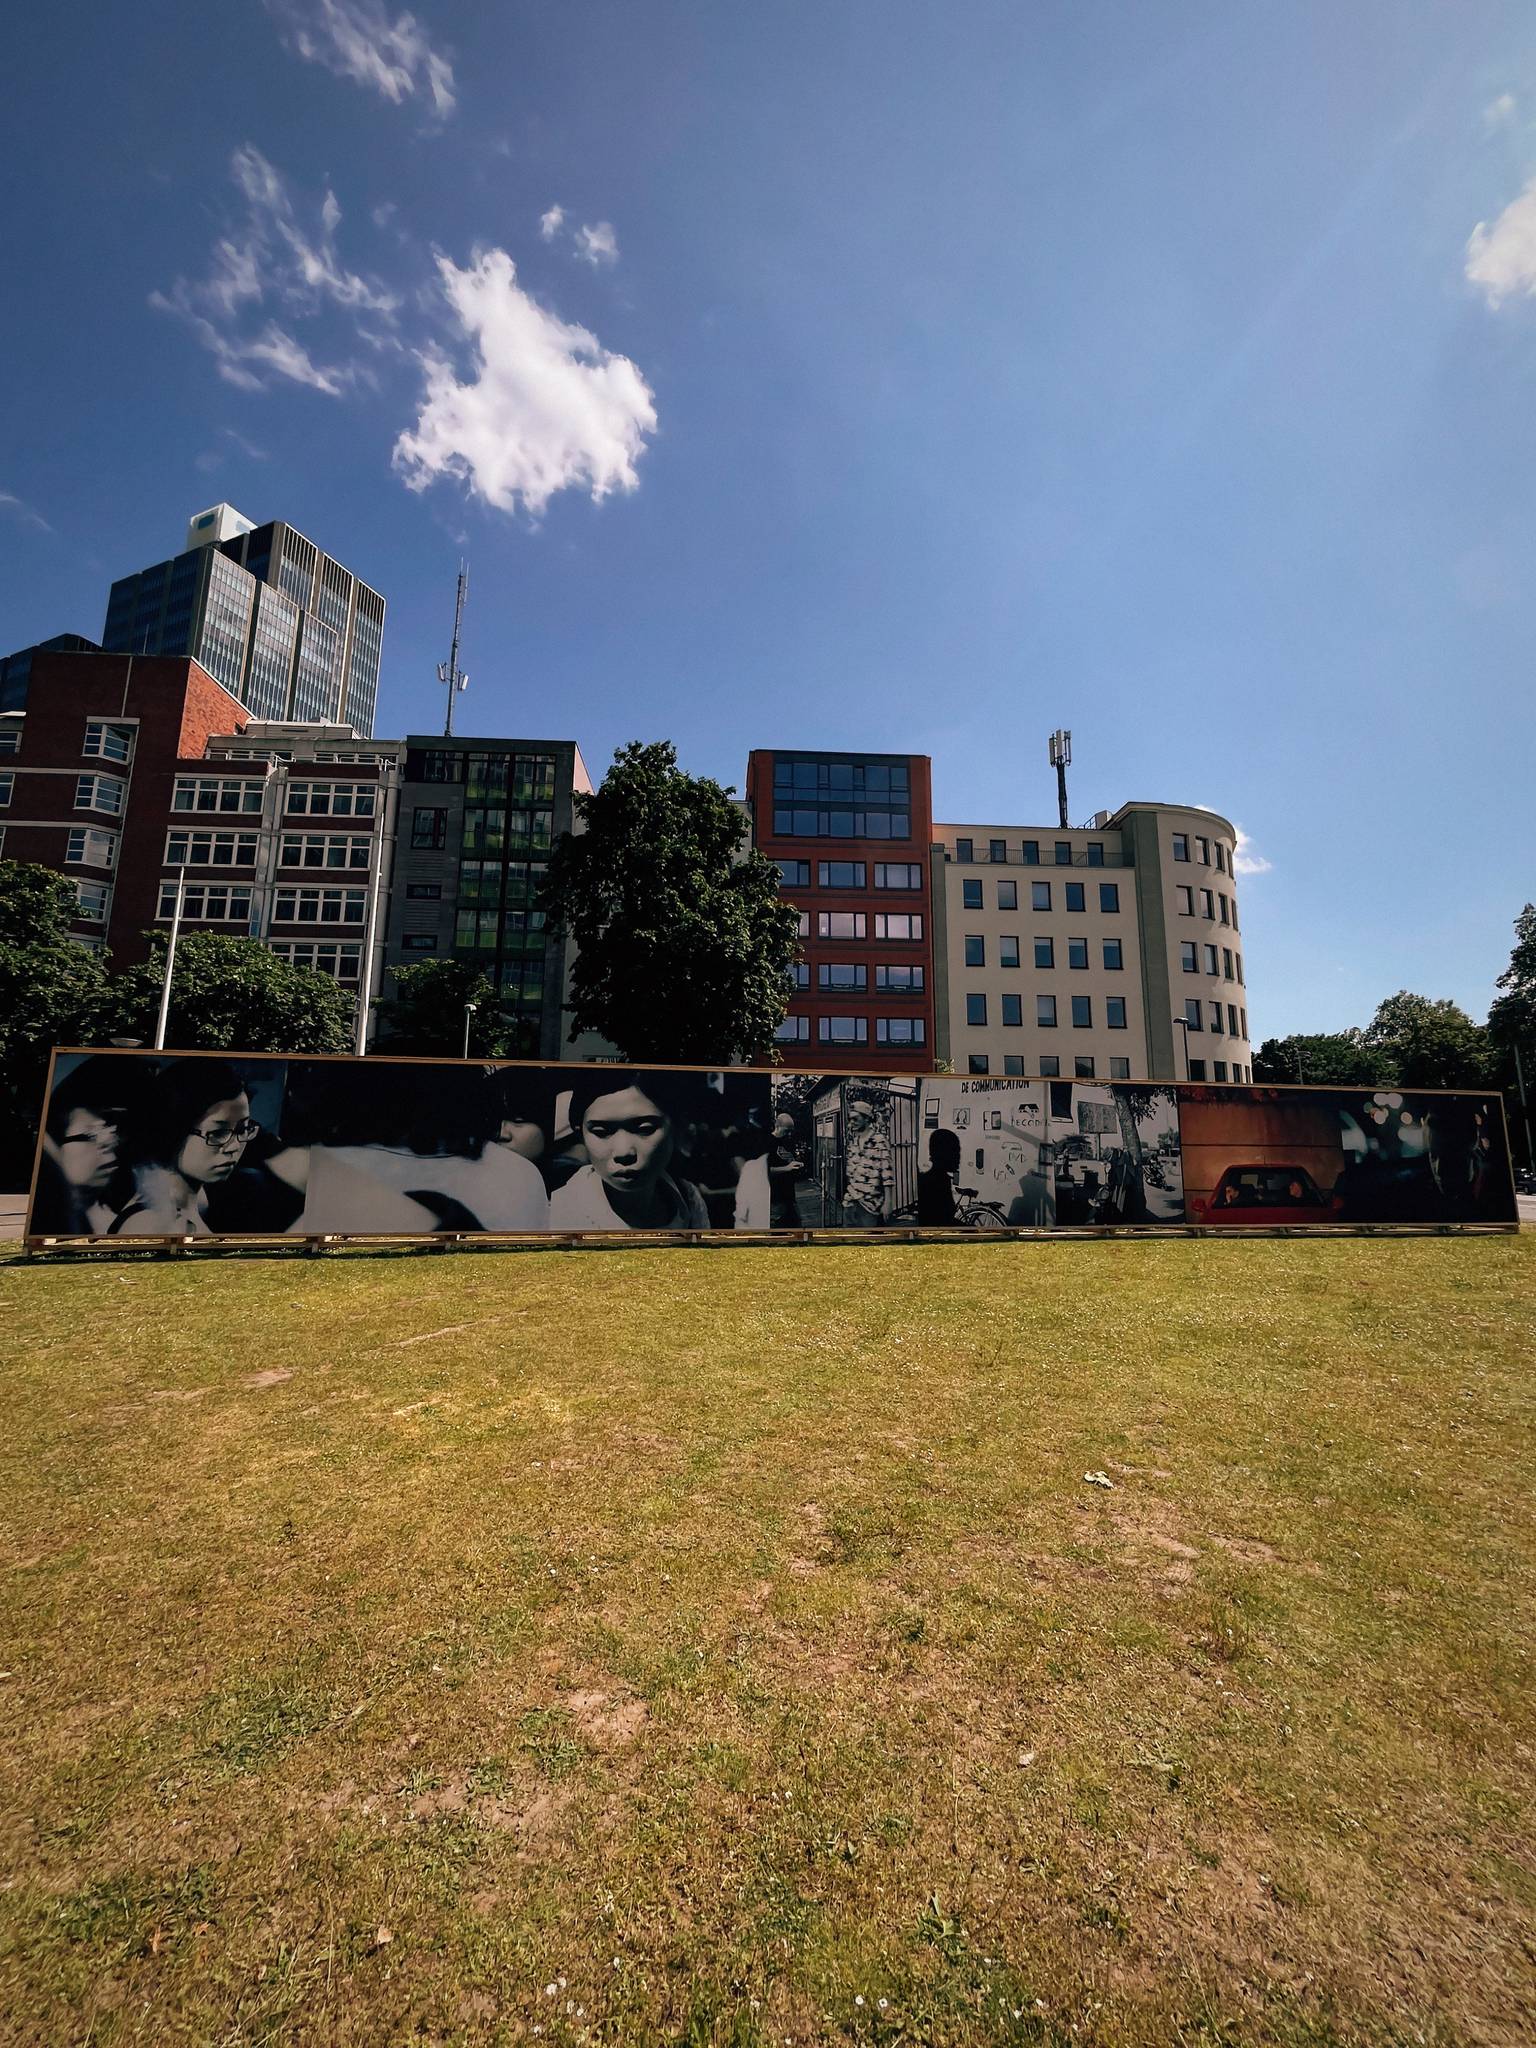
[1172,1014,1191,1082]
[462,1000,477,1061]
[153,867,188,1051]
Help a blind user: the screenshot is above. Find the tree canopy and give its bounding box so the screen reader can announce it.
[108,932,355,1055]
[1252,1029,1393,1089]
[0,862,111,1182]
[377,958,512,1057]
[1361,991,1490,1091]
[538,740,801,1064]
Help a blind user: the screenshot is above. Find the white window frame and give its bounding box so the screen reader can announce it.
[269,941,363,983]
[157,883,254,922]
[272,886,368,925]
[164,830,260,868]
[82,720,135,764]
[277,832,372,871]
[171,777,263,815]
[74,773,125,814]
[284,782,376,818]
[74,879,111,922]
[65,827,118,869]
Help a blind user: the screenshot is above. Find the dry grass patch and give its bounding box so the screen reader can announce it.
[0,1236,1532,2045]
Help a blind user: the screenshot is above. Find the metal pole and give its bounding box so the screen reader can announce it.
[353,760,396,1055]
[1515,1040,1534,1167]
[462,1001,476,1060]
[153,867,187,1051]
[1294,1043,1304,1086]
[1173,1016,1190,1082]
[443,563,468,739]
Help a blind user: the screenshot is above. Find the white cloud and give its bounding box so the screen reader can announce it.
[1233,827,1272,876]
[154,148,394,394]
[392,248,657,515]
[1484,92,1517,128]
[574,220,619,267]
[264,0,455,118]
[0,490,52,533]
[1466,176,1536,305]
[539,204,565,242]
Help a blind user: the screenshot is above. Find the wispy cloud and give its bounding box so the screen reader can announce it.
[539,204,565,242]
[1484,92,1517,129]
[153,147,394,394]
[263,0,455,118]
[393,248,657,516]
[1467,177,1536,306]
[0,490,52,533]
[574,220,619,267]
[1233,827,1272,876]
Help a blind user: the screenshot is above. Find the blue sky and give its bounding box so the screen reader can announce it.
[2,1,1533,1039]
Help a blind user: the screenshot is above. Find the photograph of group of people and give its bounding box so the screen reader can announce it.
[32,1054,777,1239]
[30,1053,1515,1240]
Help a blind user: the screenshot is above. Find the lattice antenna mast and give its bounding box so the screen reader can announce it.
[1048,729,1072,829]
[439,562,470,738]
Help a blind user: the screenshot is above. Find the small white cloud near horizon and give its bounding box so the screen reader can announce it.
[263,0,455,118]
[0,490,52,533]
[1484,92,1517,128]
[574,220,619,266]
[539,204,565,241]
[1466,176,1536,305]
[392,247,657,516]
[1233,827,1272,876]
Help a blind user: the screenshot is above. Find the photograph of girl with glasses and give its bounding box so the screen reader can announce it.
[106,1059,266,1237]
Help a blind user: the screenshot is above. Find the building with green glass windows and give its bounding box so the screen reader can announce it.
[382,735,594,1058]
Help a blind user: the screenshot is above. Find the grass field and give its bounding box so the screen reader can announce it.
[1,1236,1533,2048]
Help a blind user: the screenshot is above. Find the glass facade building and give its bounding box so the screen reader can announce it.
[101,515,385,734]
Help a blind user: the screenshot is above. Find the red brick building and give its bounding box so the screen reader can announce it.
[744,749,936,1070]
[0,652,398,1022]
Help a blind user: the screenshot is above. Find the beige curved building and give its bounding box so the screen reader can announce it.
[932,802,1252,1084]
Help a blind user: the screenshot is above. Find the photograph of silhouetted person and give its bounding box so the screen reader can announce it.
[916,1126,961,1226]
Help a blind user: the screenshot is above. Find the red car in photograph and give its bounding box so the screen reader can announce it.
[1191,1165,1343,1226]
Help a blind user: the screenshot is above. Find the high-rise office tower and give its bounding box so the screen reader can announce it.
[100,505,386,736]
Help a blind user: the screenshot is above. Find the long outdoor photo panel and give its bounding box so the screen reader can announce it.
[28,1054,1516,1241]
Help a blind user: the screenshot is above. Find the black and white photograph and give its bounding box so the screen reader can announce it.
[768,1074,920,1227]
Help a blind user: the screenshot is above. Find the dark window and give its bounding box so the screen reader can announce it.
[1181,942,1198,972]
[1068,937,1088,969]
[1098,882,1119,913]
[1065,882,1085,912]
[1109,1057,1130,1079]
[1001,993,1022,1026]
[775,1015,810,1043]
[1003,1055,1025,1076]
[406,882,442,899]
[1034,937,1054,969]
[1086,843,1104,866]
[876,964,924,990]
[968,1054,989,1075]
[997,879,1017,910]
[1210,1002,1224,1033]
[818,962,867,990]
[1000,936,1020,968]
[1021,840,1039,865]
[1107,996,1127,1029]
[1204,943,1220,974]
[1071,995,1092,1028]
[1228,1003,1240,1036]
[411,806,447,849]
[1172,833,1190,861]
[1075,1056,1095,1079]
[1038,1055,1060,1076]
[1054,841,1072,865]
[1037,994,1057,1028]
[962,879,983,909]
[1213,1061,1228,1082]
[818,1015,868,1044]
[777,859,810,887]
[989,838,1006,862]
[1184,999,1203,1030]
[1103,939,1123,970]
[964,935,985,967]
[788,962,810,988]
[966,994,987,1026]
[1223,947,1234,979]
[955,838,973,862]
[1031,881,1051,911]
[1188,1058,1207,1081]
[874,863,921,889]
[1197,836,1210,865]
[818,860,866,887]
[402,933,437,951]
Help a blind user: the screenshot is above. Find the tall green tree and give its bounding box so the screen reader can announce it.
[1488,903,1536,1163]
[1361,990,1491,1091]
[0,861,111,1183]
[376,958,511,1057]
[538,740,801,1064]
[1252,1029,1393,1088]
[108,932,354,1054]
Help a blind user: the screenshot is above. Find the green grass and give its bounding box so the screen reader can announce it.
[0,1236,1533,2046]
